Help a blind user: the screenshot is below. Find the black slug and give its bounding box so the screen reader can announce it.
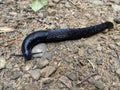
[22,21,113,60]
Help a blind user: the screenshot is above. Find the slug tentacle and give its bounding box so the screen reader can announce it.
[22,21,113,60]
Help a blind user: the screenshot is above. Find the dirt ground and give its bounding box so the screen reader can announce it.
[0,0,120,90]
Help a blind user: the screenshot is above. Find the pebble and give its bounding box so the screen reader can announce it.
[48,0,56,6]
[59,76,72,89]
[78,49,85,57]
[30,69,40,80]
[0,85,3,90]
[112,4,120,12]
[65,2,71,8]
[116,42,120,46]
[110,0,120,4]
[40,66,56,77]
[0,50,3,56]
[59,23,68,29]
[87,48,93,54]
[6,87,14,90]
[87,0,104,5]
[64,57,73,63]
[108,44,116,50]
[26,83,39,90]
[39,59,49,69]
[116,68,120,77]
[97,45,102,51]
[0,57,6,69]
[41,78,53,84]
[67,72,77,81]
[25,63,34,71]
[6,63,13,69]
[96,58,103,65]
[95,81,105,90]
[11,71,22,80]
[47,8,56,16]
[32,44,47,57]
[88,78,95,85]
[113,34,120,40]
[44,53,52,60]
[114,16,120,23]
[21,29,29,35]
[71,87,79,90]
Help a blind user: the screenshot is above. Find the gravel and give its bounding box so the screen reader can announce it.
[59,76,72,89]
[30,69,41,80]
[1,0,120,90]
[11,71,22,80]
[0,57,6,69]
[114,16,120,23]
[38,59,49,69]
[94,81,105,90]
[40,66,57,77]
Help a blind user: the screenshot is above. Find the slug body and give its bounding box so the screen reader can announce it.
[22,22,113,60]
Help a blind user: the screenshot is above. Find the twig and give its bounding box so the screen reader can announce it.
[87,59,95,70]
[67,0,80,10]
[77,72,99,85]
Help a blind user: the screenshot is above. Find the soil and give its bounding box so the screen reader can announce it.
[0,0,120,90]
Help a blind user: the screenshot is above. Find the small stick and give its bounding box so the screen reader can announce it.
[77,72,99,85]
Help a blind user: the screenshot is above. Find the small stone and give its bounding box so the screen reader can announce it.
[113,34,120,40]
[78,49,85,57]
[64,57,73,63]
[88,78,95,85]
[96,58,103,65]
[87,0,104,5]
[116,68,120,77]
[116,42,120,46]
[26,83,39,90]
[39,59,49,69]
[71,87,79,90]
[110,0,120,4]
[0,50,3,56]
[95,81,105,90]
[114,16,120,23]
[87,48,93,54]
[6,87,14,90]
[65,2,71,8]
[67,72,77,81]
[108,44,116,50]
[60,23,68,29]
[44,53,52,60]
[21,29,29,35]
[6,63,12,69]
[0,57,6,69]
[0,85,3,90]
[59,76,72,88]
[30,69,40,80]
[48,0,56,6]
[112,4,120,12]
[25,63,33,71]
[41,78,53,84]
[47,8,56,16]
[97,45,102,51]
[32,44,47,57]
[40,66,56,77]
[11,71,22,80]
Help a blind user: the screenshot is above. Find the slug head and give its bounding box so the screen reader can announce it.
[106,21,114,29]
[23,50,32,60]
